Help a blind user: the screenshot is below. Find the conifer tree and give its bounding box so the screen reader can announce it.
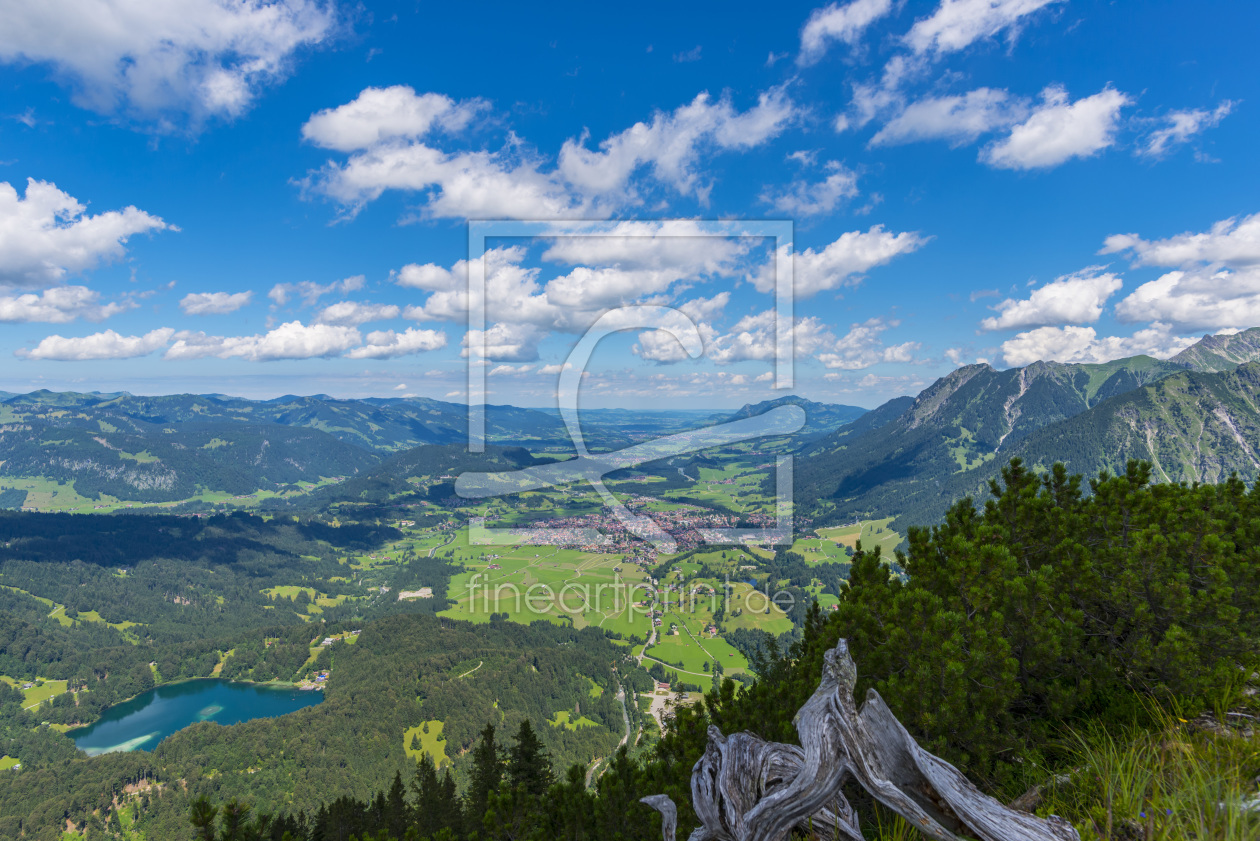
[464,723,504,825]
[506,719,553,797]
[385,771,408,839]
[189,796,218,841]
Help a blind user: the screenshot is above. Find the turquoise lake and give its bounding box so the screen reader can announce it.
[69,679,323,756]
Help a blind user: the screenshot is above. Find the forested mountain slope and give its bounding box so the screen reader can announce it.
[1169,325,1260,373]
[0,391,571,453]
[0,421,379,502]
[0,391,577,504]
[1003,360,1260,485]
[793,354,1184,526]
[291,443,560,512]
[790,329,1260,529]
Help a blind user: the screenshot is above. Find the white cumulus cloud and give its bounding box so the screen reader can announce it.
[1113,267,1260,332]
[268,275,364,307]
[461,323,543,362]
[1104,214,1260,332]
[305,142,585,221]
[0,178,171,286]
[17,327,175,360]
[164,321,360,361]
[1139,101,1235,159]
[871,87,1028,146]
[704,311,835,365]
[395,260,466,292]
[980,269,1122,331]
[753,226,928,297]
[1000,323,1196,367]
[634,321,717,363]
[760,162,859,216]
[0,285,129,322]
[557,86,799,202]
[0,0,337,125]
[305,85,799,220]
[301,86,486,152]
[346,327,446,359]
[315,300,401,326]
[1102,213,1260,268]
[488,363,534,377]
[816,317,922,369]
[982,85,1130,170]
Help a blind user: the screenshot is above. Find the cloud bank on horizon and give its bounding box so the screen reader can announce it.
[0,0,1253,407]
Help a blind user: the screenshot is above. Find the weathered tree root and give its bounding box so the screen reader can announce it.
[641,639,1080,841]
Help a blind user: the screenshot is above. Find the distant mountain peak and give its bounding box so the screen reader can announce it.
[731,394,830,415]
[726,394,866,436]
[1170,327,1260,373]
[906,363,990,428]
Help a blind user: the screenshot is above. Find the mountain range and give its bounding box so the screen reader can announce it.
[795,327,1260,529]
[4,328,1260,520]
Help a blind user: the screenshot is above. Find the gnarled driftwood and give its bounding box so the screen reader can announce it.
[641,639,1080,841]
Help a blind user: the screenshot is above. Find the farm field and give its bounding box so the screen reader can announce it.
[440,528,651,635]
[0,675,69,710]
[789,533,853,563]
[720,582,795,635]
[815,517,903,554]
[646,618,750,677]
[659,460,776,513]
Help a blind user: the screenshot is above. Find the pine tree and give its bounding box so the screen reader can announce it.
[464,723,504,825]
[506,719,553,798]
[438,768,463,837]
[411,753,442,839]
[189,796,218,841]
[218,800,251,841]
[385,770,408,839]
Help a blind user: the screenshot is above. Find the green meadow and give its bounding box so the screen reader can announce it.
[0,676,69,710]
[815,517,902,554]
[789,533,853,563]
[403,720,449,767]
[441,532,652,636]
[549,711,598,731]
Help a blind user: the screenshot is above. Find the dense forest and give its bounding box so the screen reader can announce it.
[176,459,1260,841]
[0,614,639,840]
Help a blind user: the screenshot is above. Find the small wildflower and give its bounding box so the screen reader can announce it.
[1139,811,1146,819]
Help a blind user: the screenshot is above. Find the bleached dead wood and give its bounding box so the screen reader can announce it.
[641,639,1080,841]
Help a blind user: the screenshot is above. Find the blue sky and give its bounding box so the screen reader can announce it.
[0,0,1256,409]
